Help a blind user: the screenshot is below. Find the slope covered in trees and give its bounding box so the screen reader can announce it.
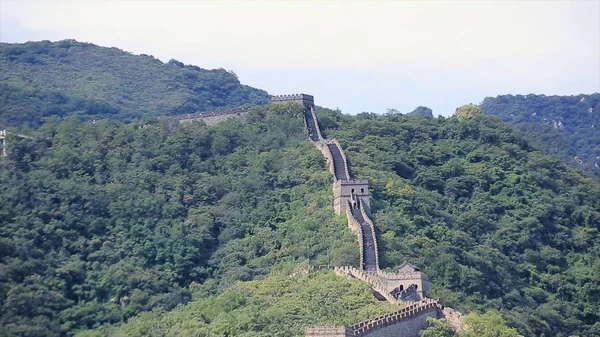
[85,271,395,337]
[0,104,358,336]
[480,94,600,177]
[0,40,270,127]
[1,102,599,337]
[316,109,600,337]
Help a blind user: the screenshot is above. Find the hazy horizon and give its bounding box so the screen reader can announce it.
[1,0,599,116]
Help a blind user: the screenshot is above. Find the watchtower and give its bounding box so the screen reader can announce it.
[333,179,370,215]
[271,94,315,109]
[379,262,430,299]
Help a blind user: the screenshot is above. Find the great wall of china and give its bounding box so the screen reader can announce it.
[0,94,462,336]
[267,94,461,337]
[168,94,463,336]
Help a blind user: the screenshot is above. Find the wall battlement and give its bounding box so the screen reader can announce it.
[351,299,442,337]
[271,93,315,108]
[305,326,353,337]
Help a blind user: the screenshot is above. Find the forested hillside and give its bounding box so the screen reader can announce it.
[1,103,599,337]
[88,272,395,337]
[0,104,359,336]
[480,94,600,177]
[316,109,600,337]
[0,40,270,127]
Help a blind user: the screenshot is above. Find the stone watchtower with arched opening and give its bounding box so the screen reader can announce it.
[379,262,430,299]
[271,93,315,109]
[333,179,370,215]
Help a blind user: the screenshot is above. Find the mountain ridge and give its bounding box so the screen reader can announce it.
[0,40,270,127]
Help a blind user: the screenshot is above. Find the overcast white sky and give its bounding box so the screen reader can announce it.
[1,0,599,116]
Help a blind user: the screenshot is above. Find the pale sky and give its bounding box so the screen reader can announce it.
[1,0,599,116]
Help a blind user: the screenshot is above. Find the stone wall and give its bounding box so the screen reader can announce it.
[346,207,365,268]
[350,299,441,336]
[305,326,352,337]
[316,141,336,177]
[333,179,370,215]
[334,266,399,305]
[326,139,351,179]
[271,93,315,109]
[175,107,250,126]
[359,206,379,269]
[309,106,324,140]
[377,269,430,299]
[357,308,440,337]
[297,94,456,337]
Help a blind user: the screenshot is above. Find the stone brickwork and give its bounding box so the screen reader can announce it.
[354,305,441,337]
[309,106,324,140]
[271,93,315,109]
[359,206,379,270]
[350,299,441,336]
[333,179,370,215]
[305,326,353,337]
[327,139,351,180]
[346,208,366,268]
[377,263,430,299]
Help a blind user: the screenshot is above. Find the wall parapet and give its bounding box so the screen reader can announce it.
[315,141,336,177]
[333,179,369,188]
[271,93,314,101]
[309,106,324,141]
[350,299,441,336]
[305,326,352,337]
[346,207,365,268]
[360,206,380,272]
[334,266,399,305]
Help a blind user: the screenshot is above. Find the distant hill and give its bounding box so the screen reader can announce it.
[0,40,270,127]
[480,94,600,176]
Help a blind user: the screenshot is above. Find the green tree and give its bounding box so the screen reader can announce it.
[420,317,455,337]
[455,104,482,120]
[460,311,519,337]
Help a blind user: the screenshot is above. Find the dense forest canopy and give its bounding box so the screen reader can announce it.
[1,104,599,337]
[0,40,270,127]
[316,108,600,337]
[480,94,600,177]
[87,272,396,337]
[0,104,359,336]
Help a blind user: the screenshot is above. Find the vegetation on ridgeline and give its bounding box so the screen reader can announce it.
[480,94,600,177]
[0,40,270,127]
